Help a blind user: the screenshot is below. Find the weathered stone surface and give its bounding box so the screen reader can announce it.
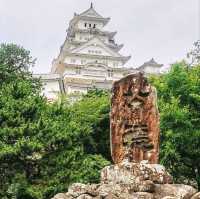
[154,184,197,199]
[76,194,93,199]
[191,192,200,199]
[111,73,160,164]
[98,183,129,197]
[130,192,154,199]
[68,183,99,198]
[101,161,173,185]
[51,193,68,199]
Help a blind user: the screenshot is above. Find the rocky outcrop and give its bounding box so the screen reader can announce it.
[110,73,160,164]
[101,161,173,185]
[51,162,198,199]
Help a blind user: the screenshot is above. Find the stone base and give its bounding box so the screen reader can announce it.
[51,162,198,199]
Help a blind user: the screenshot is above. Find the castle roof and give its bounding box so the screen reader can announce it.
[79,3,103,18]
[70,3,110,26]
[138,58,163,70]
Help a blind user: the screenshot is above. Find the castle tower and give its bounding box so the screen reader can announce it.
[51,3,135,94]
[137,58,163,75]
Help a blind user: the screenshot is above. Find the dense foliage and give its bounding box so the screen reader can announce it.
[150,62,200,189]
[0,44,110,199]
[0,43,200,199]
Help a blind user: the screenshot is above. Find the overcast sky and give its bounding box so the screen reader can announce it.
[0,0,199,73]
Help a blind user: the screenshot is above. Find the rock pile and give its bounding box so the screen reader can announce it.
[51,161,199,199]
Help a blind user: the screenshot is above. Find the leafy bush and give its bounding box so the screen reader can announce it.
[0,44,110,199]
[150,62,200,189]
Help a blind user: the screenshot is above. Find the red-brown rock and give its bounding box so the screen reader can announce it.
[110,73,160,164]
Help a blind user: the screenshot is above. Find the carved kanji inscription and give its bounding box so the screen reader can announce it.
[110,73,160,164]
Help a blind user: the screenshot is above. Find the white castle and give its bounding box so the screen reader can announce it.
[35,3,163,100]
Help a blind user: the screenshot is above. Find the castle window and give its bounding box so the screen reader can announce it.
[93,24,96,28]
[108,70,113,77]
[84,23,87,27]
[89,23,91,28]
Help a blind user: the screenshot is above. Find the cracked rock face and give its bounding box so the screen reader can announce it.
[101,161,173,185]
[110,73,160,164]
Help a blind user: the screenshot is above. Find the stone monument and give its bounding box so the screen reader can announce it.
[51,73,199,199]
[111,73,160,164]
